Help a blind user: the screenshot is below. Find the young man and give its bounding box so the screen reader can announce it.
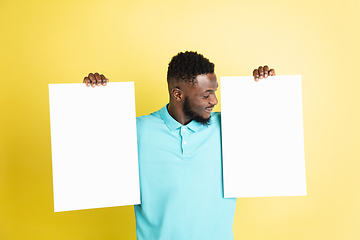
[84,51,274,240]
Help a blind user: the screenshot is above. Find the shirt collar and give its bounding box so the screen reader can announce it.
[159,104,203,133]
[186,119,202,132]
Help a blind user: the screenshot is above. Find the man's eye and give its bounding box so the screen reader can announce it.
[203,95,210,98]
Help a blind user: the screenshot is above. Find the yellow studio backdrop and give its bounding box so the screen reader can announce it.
[0,0,359,239]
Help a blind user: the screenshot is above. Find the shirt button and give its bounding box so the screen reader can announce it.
[184,141,187,144]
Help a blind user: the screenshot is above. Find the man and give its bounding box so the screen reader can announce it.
[84,51,275,240]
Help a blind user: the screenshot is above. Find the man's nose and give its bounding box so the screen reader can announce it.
[210,94,218,106]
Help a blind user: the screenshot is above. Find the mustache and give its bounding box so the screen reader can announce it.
[206,105,215,109]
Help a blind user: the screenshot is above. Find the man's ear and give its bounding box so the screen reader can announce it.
[171,88,184,101]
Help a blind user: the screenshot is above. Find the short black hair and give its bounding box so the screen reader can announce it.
[167,51,214,85]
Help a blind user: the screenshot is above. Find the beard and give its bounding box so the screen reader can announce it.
[183,96,211,126]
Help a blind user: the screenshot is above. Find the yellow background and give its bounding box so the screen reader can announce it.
[1,0,359,239]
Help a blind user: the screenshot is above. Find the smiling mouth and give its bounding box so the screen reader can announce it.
[205,107,214,113]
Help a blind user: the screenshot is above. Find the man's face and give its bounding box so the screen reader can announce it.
[182,73,218,125]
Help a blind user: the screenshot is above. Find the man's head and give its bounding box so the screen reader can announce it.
[167,51,215,85]
[167,51,218,125]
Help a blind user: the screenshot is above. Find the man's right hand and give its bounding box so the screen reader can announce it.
[83,73,109,87]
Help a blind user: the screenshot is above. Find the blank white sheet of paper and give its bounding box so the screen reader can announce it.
[220,75,306,198]
[49,82,140,212]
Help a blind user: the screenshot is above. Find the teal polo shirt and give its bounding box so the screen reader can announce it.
[134,105,236,240]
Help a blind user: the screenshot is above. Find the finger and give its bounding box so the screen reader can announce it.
[88,73,96,88]
[263,65,269,78]
[269,69,276,76]
[83,77,91,87]
[94,72,102,86]
[253,69,259,82]
[258,66,264,79]
[100,74,108,86]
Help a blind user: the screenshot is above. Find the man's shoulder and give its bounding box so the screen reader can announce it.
[136,108,163,128]
[211,111,221,118]
[210,111,221,125]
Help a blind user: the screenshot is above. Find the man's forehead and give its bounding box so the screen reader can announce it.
[195,73,217,80]
[194,73,218,88]
[176,73,217,93]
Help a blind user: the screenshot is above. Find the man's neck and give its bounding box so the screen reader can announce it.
[167,102,191,125]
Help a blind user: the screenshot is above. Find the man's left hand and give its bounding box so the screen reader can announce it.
[253,66,275,82]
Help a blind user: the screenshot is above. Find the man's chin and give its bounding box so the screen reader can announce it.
[193,115,211,126]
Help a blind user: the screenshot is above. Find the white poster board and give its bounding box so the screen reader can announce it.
[49,82,140,212]
[220,75,307,198]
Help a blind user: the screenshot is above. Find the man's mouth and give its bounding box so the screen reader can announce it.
[205,107,214,113]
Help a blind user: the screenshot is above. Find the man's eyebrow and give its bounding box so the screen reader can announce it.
[204,85,219,93]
